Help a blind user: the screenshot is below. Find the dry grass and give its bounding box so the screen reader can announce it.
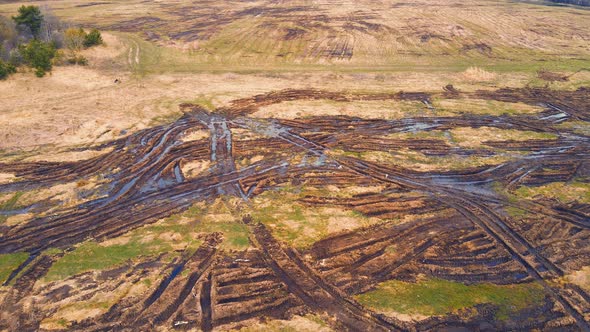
[236,314,333,332]
[568,266,590,292]
[432,98,545,116]
[251,99,438,120]
[0,32,552,155]
[459,67,497,82]
[246,187,384,249]
[449,127,557,148]
[336,149,514,172]
[1,0,589,71]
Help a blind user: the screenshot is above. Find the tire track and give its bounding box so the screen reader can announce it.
[246,217,410,332]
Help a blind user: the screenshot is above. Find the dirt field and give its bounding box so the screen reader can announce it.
[0,0,589,331]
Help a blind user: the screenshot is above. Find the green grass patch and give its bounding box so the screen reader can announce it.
[0,252,29,284]
[183,94,217,111]
[199,221,250,251]
[0,192,24,224]
[170,200,251,251]
[356,278,545,319]
[149,111,183,126]
[504,206,529,218]
[45,216,204,281]
[247,186,379,249]
[45,240,168,281]
[514,180,590,204]
[556,120,590,136]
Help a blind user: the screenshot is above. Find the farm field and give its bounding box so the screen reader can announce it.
[0,0,589,331]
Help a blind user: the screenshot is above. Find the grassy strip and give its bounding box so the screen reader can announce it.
[44,217,203,281]
[0,252,29,284]
[0,192,24,224]
[246,186,380,249]
[356,278,545,320]
[514,181,590,204]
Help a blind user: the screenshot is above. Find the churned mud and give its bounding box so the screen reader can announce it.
[0,86,589,331]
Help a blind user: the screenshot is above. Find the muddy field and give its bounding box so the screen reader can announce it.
[0,0,589,331]
[0,84,589,331]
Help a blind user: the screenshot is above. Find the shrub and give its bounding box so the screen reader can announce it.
[83,29,103,48]
[8,47,23,66]
[66,54,88,66]
[0,60,16,79]
[12,5,43,38]
[19,39,56,77]
[76,55,88,65]
[64,27,86,52]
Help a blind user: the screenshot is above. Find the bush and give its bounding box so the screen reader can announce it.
[66,54,88,66]
[8,47,23,66]
[12,5,43,38]
[19,39,56,77]
[77,56,88,65]
[83,29,102,48]
[64,27,86,52]
[0,60,16,79]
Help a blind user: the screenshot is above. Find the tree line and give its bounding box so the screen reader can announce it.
[0,5,103,79]
[549,0,590,6]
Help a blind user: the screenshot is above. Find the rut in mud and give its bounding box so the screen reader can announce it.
[0,86,589,331]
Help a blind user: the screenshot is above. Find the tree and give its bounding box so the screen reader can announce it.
[549,0,590,5]
[19,39,56,77]
[39,7,66,47]
[0,16,17,44]
[83,29,103,48]
[12,5,44,38]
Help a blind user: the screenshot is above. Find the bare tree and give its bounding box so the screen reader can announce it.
[39,6,67,47]
[0,16,18,61]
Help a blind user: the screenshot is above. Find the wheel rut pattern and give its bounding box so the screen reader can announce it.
[1,86,589,331]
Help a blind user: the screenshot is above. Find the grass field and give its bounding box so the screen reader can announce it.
[1,0,589,74]
[356,278,546,320]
